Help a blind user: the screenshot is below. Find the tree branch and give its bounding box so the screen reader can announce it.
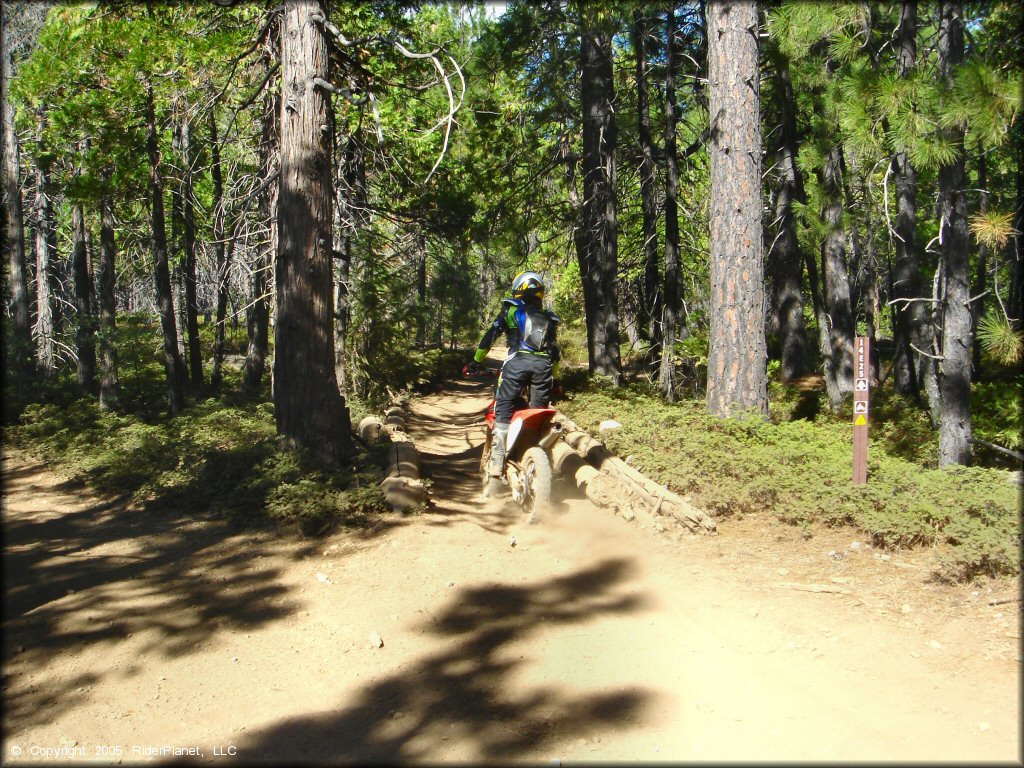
[312,76,367,105]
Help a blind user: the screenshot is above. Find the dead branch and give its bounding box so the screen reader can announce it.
[776,582,852,595]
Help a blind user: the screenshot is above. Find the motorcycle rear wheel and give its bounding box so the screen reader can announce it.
[520,446,552,524]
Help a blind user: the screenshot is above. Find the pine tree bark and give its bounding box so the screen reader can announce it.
[632,8,660,349]
[578,6,622,383]
[970,149,988,374]
[244,21,280,394]
[72,201,96,393]
[209,108,230,390]
[1011,115,1023,321]
[97,192,120,411]
[766,47,808,381]
[176,112,203,386]
[818,144,855,411]
[333,133,365,396]
[660,2,685,401]
[888,0,939,415]
[275,0,351,462]
[33,113,58,375]
[145,80,186,415]
[706,0,768,418]
[937,0,972,466]
[2,23,33,393]
[415,232,427,348]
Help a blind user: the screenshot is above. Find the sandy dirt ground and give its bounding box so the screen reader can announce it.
[2,369,1021,765]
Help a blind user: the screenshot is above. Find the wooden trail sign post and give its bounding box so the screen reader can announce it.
[853,336,870,484]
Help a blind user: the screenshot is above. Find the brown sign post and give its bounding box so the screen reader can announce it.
[853,336,870,484]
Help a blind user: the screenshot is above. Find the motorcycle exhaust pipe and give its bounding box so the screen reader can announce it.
[538,421,563,450]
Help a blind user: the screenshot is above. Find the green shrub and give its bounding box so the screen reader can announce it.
[8,380,389,530]
[559,378,1020,581]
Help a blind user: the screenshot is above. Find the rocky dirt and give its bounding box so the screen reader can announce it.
[2,370,1021,764]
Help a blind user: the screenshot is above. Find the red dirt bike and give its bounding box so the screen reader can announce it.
[462,364,564,522]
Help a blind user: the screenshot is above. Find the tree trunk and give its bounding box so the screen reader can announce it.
[766,47,809,381]
[970,148,987,374]
[578,6,621,383]
[244,21,279,394]
[72,201,96,393]
[888,0,938,413]
[275,0,351,462]
[1010,113,1023,321]
[562,130,591,354]
[937,0,972,466]
[209,108,230,390]
[660,2,684,401]
[706,0,768,418]
[97,193,120,410]
[176,112,204,386]
[33,115,58,375]
[818,144,855,412]
[2,22,33,394]
[632,8,660,348]
[145,80,186,415]
[415,231,427,348]
[333,133,363,396]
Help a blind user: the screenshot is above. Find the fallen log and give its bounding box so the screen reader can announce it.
[555,414,715,533]
[358,416,385,442]
[370,407,426,511]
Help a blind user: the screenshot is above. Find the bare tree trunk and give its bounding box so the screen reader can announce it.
[97,193,120,410]
[244,20,279,394]
[706,0,768,418]
[1011,114,1023,321]
[415,231,427,348]
[333,132,363,396]
[33,113,57,375]
[210,108,230,390]
[632,8,660,348]
[766,46,809,381]
[818,144,855,412]
[579,5,621,383]
[888,0,938,414]
[660,2,684,401]
[176,111,203,386]
[145,80,186,415]
[72,201,96,392]
[275,0,351,461]
[2,19,33,393]
[937,0,972,466]
[970,148,988,374]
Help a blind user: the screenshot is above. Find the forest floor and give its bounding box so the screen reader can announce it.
[2,361,1022,764]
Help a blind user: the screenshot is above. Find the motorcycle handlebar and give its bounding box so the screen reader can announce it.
[462,364,494,379]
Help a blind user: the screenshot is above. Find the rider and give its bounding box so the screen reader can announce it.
[468,271,560,491]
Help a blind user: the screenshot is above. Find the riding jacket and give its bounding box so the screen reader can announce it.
[473,298,560,370]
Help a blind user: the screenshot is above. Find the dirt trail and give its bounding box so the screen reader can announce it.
[2,372,1021,764]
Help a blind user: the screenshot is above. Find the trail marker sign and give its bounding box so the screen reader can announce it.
[853,336,869,484]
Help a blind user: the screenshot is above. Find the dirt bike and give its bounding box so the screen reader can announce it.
[463,364,564,523]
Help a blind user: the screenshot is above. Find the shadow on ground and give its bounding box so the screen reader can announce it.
[0,456,386,731]
[227,558,654,764]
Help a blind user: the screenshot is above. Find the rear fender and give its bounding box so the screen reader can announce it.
[506,407,556,456]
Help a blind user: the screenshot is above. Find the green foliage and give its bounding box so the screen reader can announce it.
[559,380,1020,581]
[972,375,1024,452]
[975,311,1023,365]
[6,324,391,531]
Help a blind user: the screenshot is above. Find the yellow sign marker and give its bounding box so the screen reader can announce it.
[855,415,867,426]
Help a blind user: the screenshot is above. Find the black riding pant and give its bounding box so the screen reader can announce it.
[494,352,553,424]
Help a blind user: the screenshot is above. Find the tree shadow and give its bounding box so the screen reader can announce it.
[785,375,826,422]
[0,457,383,731]
[227,558,655,764]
